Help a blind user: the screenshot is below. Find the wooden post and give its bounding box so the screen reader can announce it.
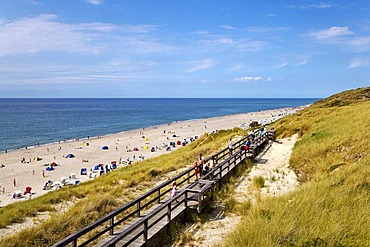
[198,192,202,213]
[72,239,77,247]
[143,218,148,242]
[137,201,141,217]
[157,189,161,203]
[110,217,114,235]
[184,191,188,222]
[167,201,172,235]
[218,166,222,189]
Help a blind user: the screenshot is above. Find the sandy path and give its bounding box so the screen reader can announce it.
[0,107,302,207]
[183,134,299,247]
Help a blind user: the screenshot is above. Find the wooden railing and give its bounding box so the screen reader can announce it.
[52,129,275,247]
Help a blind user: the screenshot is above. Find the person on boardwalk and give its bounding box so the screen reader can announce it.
[228,138,233,156]
[171,181,178,199]
[194,160,199,180]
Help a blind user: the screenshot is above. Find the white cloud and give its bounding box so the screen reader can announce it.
[0,15,114,56]
[0,15,170,57]
[286,3,332,9]
[310,26,353,40]
[28,0,41,5]
[233,76,263,82]
[246,26,289,32]
[275,58,288,68]
[348,57,370,69]
[214,38,234,45]
[295,56,311,66]
[220,25,235,30]
[84,0,104,5]
[228,64,244,72]
[186,58,217,72]
[349,36,370,51]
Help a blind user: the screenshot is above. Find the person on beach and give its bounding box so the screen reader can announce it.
[13,178,16,187]
[42,170,45,177]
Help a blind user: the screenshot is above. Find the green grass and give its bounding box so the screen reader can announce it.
[0,128,247,246]
[253,176,265,189]
[223,87,370,246]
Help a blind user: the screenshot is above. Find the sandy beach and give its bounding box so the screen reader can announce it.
[0,106,304,207]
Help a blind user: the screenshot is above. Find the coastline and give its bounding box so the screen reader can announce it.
[0,106,304,207]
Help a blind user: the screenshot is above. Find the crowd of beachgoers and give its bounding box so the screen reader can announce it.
[0,106,305,207]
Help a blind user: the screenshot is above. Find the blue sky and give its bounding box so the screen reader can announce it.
[0,0,369,98]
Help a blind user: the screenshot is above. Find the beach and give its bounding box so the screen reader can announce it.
[0,106,304,207]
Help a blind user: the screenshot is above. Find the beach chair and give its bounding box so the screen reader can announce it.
[93,165,100,173]
[60,177,67,186]
[52,182,61,190]
[13,190,23,199]
[43,180,53,190]
[80,167,87,175]
[70,173,76,179]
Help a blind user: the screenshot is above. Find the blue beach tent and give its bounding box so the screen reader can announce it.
[66,153,75,158]
[102,146,109,150]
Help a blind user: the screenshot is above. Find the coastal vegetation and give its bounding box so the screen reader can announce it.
[223,87,370,246]
[1,87,368,246]
[0,126,246,246]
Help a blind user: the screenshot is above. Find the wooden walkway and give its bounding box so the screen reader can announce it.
[52,130,274,247]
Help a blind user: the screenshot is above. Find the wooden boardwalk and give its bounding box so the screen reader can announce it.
[52,130,274,247]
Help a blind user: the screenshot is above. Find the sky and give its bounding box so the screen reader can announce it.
[0,0,369,98]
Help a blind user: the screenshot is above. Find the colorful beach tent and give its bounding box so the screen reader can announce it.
[143,145,149,149]
[102,146,109,150]
[66,153,75,158]
[46,166,54,171]
[34,157,42,161]
[82,142,89,146]
[24,186,32,195]
[133,147,139,151]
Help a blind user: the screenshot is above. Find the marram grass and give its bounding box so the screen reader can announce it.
[223,88,370,246]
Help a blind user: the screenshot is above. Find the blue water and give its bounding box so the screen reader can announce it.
[0,98,318,152]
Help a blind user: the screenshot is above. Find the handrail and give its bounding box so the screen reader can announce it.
[52,129,273,247]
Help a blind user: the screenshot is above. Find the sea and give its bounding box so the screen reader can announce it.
[0,98,318,153]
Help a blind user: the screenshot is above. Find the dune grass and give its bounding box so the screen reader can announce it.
[223,87,370,246]
[0,128,247,246]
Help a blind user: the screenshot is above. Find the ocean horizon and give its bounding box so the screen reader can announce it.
[0,98,318,153]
